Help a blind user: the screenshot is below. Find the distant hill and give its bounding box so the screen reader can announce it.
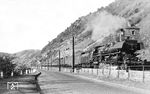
[0,50,41,77]
[13,49,41,69]
[0,52,12,57]
[41,0,150,64]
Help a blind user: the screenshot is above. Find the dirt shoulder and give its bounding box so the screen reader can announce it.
[0,74,41,94]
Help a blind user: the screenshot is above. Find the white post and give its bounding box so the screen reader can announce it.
[0,71,3,78]
[26,70,28,74]
[20,70,23,75]
[11,71,14,76]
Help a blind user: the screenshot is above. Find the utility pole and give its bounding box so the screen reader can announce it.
[51,56,52,70]
[47,50,50,70]
[64,56,65,65]
[72,36,75,72]
[63,49,66,66]
[59,50,61,71]
[48,59,50,70]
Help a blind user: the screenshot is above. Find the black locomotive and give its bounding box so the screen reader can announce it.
[79,26,144,68]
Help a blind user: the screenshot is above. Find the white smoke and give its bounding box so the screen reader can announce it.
[86,11,128,42]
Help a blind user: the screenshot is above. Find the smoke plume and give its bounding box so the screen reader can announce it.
[86,11,128,42]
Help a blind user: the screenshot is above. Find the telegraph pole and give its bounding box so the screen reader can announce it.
[48,59,50,70]
[64,56,65,65]
[59,50,61,71]
[47,50,51,70]
[72,36,75,72]
[51,56,52,70]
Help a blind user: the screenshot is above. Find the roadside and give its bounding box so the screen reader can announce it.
[55,68,150,93]
[75,72,150,90]
[38,69,145,94]
[73,72,150,93]
[0,73,41,94]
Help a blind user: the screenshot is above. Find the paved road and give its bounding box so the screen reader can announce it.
[38,70,146,94]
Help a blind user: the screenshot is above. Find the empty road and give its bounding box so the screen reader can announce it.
[37,69,147,94]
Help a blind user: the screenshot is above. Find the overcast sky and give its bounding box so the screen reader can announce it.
[0,0,115,53]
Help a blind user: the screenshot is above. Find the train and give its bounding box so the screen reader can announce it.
[79,26,145,69]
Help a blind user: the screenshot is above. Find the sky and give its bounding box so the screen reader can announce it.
[0,0,115,53]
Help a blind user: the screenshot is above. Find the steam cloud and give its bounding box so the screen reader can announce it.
[86,11,128,42]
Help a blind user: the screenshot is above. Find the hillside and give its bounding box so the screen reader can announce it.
[105,0,150,47]
[13,49,41,70]
[41,0,150,64]
[0,50,40,77]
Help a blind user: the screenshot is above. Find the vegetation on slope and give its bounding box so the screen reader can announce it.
[41,0,150,64]
[13,50,41,70]
[0,50,40,77]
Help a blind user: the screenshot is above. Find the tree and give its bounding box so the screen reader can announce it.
[0,54,16,77]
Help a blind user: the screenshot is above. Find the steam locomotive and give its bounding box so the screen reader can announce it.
[79,26,144,68]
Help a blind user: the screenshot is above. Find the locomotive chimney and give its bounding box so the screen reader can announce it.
[119,33,122,41]
[119,29,124,42]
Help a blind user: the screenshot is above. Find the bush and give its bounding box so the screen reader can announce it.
[0,55,17,77]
